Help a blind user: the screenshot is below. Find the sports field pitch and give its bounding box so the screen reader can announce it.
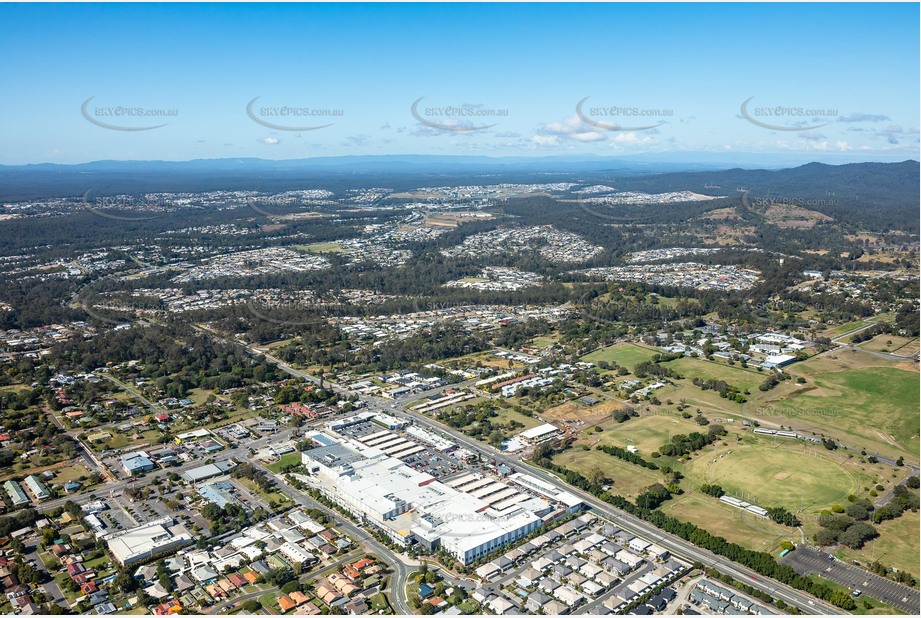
[582,343,660,372]
[681,439,858,513]
[762,364,919,459]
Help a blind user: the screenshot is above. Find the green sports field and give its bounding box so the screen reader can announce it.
[665,357,765,393]
[681,439,858,513]
[764,365,919,458]
[582,343,660,372]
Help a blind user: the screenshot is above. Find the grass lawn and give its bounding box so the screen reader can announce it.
[587,413,707,458]
[84,554,113,571]
[582,343,660,373]
[257,592,281,611]
[369,592,392,613]
[650,295,686,308]
[681,437,858,514]
[88,427,162,452]
[759,364,920,459]
[492,405,544,432]
[198,407,258,432]
[858,334,918,354]
[237,476,291,508]
[461,351,528,370]
[555,448,662,499]
[661,492,794,553]
[664,357,764,392]
[823,320,872,338]
[266,452,302,473]
[50,462,95,485]
[834,509,921,576]
[54,572,82,604]
[37,550,58,569]
[653,379,747,416]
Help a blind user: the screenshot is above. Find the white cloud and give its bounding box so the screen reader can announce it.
[531,135,560,146]
[260,137,279,145]
[533,115,609,145]
[570,131,606,142]
[613,132,655,145]
[545,115,586,135]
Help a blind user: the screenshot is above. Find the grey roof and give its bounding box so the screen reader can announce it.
[305,443,366,467]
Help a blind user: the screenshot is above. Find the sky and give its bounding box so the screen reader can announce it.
[0,1,918,165]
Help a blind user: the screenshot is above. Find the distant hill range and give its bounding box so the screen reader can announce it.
[0,156,916,233]
[614,160,920,232]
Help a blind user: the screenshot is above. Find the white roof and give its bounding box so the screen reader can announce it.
[764,354,796,364]
[103,517,192,564]
[520,423,559,440]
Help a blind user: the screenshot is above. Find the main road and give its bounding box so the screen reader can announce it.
[250,460,415,615]
[232,339,845,615]
[35,429,291,513]
[386,402,844,615]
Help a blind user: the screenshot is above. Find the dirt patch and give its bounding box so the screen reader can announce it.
[764,204,833,229]
[773,472,791,481]
[543,399,625,425]
[697,207,742,221]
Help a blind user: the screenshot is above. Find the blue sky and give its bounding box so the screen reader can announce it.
[1,2,918,164]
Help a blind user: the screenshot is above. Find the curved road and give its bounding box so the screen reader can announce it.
[252,461,414,615]
[207,552,359,614]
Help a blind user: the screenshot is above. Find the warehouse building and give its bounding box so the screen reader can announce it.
[518,423,560,445]
[121,452,156,475]
[182,460,237,484]
[103,517,194,565]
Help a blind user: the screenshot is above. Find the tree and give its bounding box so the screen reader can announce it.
[815,529,838,546]
[588,468,609,487]
[844,500,872,521]
[264,567,295,587]
[281,580,302,594]
[636,483,671,510]
[113,569,139,593]
[839,523,879,549]
[829,590,857,610]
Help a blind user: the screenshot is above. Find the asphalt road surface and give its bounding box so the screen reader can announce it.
[234,337,846,614]
[782,546,920,614]
[254,461,415,615]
